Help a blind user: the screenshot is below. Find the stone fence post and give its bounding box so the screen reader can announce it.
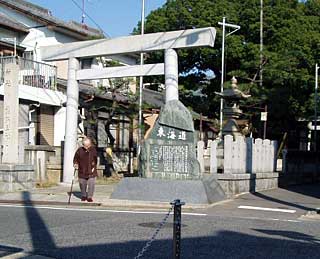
[197,140,205,173]
[210,140,218,173]
[263,139,271,172]
[237,136,246,174]
[255,139,263,173]
[224,135,233,174]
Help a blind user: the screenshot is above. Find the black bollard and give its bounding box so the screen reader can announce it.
[171,199,185,259]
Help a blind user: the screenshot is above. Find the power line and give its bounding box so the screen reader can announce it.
[70,0,111,38]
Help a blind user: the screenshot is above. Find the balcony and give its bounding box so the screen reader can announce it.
[0,56,57,90]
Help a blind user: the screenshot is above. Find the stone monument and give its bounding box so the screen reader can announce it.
[2,62,19,164]
[0,58,34,192]
[215,76,251,137]
[140,49,200,180]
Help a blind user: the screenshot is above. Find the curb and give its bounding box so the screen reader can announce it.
[0,200,102,207]
[100,198,210,210]
[0,198,229,210]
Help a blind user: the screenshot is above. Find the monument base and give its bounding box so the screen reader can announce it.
[111,175,226,204]
[0,164,34,192]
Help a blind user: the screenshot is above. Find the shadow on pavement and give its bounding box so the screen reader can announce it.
[250,183,320,212]
[33,230,320,259]
[251,191,313,211]
[253,229,320,244]
[68,191,82,200]
[15,191,320,259]
[22,191,57,254]
[282,183,320,199]
[0,244,23,258]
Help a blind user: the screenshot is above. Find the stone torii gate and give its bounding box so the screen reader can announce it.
[41,27,216,184]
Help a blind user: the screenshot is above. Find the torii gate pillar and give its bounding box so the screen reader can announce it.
[165,49,179,102]
[63,57,80,184]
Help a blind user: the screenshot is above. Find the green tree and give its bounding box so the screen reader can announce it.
[134,0,320,140]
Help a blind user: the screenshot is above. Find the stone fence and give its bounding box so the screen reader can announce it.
[197,136,278,174]
[197,136,279,197]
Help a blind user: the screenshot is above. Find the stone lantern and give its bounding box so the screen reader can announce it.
[215,76,251,137]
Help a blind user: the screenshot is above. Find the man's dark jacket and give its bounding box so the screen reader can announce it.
[73,146,98,179]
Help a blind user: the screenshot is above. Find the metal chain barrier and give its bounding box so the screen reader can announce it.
[134,204,174,259]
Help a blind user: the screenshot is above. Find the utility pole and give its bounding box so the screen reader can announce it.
[219,17,226,138]
[263,105,267,139]
[138,0,145,172]
[218,18,240,138]
[81,0,85,24]
[13,37,16,57]
[314,63,319,151]
[260,0,263,88]
[260,0,267,139]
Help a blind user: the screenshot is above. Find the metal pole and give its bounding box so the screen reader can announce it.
[263,104,267,139]
[81,0,85,24]
[200,113,203,141]
[314,63,319,151]
[219,17,226,138]
[138,0,145,172]
[14,37,16,57]
[260,0,263,88]
[171,199,185,259]
[217,19,240,138]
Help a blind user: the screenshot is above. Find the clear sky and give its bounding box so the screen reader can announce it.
[28,0,166,37]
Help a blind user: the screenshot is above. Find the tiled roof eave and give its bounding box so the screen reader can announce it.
[0,0,104,39]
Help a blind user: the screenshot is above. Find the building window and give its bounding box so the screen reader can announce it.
[22,51,34,60]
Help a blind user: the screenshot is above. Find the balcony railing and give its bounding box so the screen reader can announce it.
[0,56,57,90]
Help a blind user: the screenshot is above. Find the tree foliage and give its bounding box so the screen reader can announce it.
[134,0,320,139]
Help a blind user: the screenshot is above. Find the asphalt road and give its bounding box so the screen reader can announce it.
[0,185,319,259]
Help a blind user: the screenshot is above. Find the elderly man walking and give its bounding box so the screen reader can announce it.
[73,137,98,202]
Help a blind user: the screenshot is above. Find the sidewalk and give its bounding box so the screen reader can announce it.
[1,182,318,213]
[0,183,208,210]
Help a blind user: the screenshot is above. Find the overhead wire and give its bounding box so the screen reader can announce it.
[70,0,111,38]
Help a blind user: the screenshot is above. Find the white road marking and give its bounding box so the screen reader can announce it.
[0,204,207,216]
[206,214,301,223]
[238,205,296,214]
[286,219,301,223]
[246,217,300,223]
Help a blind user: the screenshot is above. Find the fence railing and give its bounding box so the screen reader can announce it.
[197,136,278,174]
[0,56,57,90]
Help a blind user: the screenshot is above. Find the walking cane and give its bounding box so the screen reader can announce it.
[68,169,77,205]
